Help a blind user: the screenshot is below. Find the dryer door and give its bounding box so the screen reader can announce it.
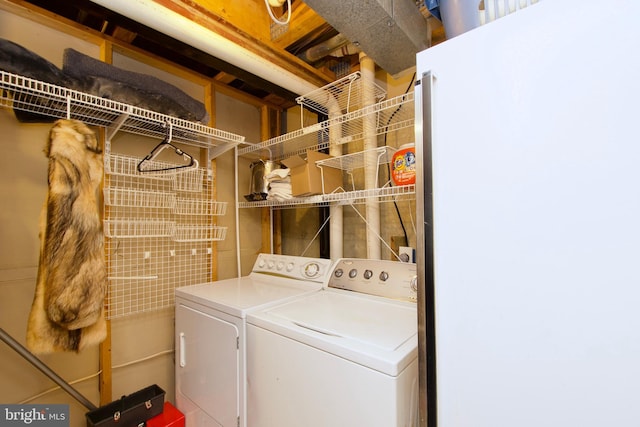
[176,303,239,427]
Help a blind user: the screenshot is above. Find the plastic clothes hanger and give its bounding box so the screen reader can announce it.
[137,121,199,173]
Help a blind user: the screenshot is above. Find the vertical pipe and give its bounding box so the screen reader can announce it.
[360,52,381,259]
[329,117,344,259]
[329,204,343,259]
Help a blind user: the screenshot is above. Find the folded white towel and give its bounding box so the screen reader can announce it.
[267,191,292,201]
[267,181,292,201]
[266,168,290,181]
[269,180,291,186]
[269,187,291,194]
[269,182,291,189]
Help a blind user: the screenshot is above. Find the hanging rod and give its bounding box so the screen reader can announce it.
[0,327,98,411]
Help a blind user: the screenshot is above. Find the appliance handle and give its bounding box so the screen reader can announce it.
[179,332,186,367]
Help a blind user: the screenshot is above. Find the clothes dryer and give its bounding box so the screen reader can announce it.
[174,253,333,427]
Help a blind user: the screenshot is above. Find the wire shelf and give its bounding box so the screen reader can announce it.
[296,72,386,116]
[0,70,244,153]
[104,188,176,209]
[174,198,227,216]
[104,220,176,239]
[237,185,415,209]
[173,225,227,242]
[106,153,179,179]
[323,184,416,205]
[316,146,397,172]
[239,92,414,161]
[172,167,204,192]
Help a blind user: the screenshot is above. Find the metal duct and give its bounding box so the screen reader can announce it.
[297,33,352,63]
[302,0,430,75]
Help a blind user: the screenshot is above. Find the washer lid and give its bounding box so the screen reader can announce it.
[175,275,322,318]
[248,290,417,375]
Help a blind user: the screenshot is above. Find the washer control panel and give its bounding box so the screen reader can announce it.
[252,253,333,283]
[329,258,418,302]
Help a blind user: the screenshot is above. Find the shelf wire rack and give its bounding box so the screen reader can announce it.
[103,151,225,318]
[0,70,244,154]
[104,188,176,209]
[238,91,414,162]
[237,185,415,209]
[237,84,415,209]
[295,71,386,117]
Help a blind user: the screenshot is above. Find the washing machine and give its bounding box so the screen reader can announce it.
[246,258,419,427]
[174,253,334,427]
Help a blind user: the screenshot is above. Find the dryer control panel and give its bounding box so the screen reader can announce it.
[252,253,334,283]
[328,258,418,302]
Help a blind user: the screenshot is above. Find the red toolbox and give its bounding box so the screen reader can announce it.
[146,402,185,427]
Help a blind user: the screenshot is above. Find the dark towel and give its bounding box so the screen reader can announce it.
[0,38,75,122]
[0,38,210,123]
[63,48,209,123]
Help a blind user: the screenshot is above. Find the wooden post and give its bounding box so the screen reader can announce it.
[206,82,219,281]
[98,39,113,406]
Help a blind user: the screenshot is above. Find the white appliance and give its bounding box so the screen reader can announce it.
[414,1,640,426]
[246,258,419,427]
[174,253,333,427]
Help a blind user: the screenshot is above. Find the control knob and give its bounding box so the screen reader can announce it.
[304,262,320,278]
[410,275,418,293]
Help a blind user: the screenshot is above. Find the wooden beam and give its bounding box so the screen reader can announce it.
[111,26,138,44]
[157,0,333,88]
[271,2,328,49]
[205,82,219,281]
[214,71,238,85]
[98,39,113,407]
[0,0,105,44]
[189,0,272,43]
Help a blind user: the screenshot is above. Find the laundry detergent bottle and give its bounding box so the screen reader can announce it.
[390,143,416,186]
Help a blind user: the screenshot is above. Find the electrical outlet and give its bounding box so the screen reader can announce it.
[399,246,415,263]
[391,235,408,260]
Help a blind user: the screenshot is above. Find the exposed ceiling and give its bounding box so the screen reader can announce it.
[18,0,444,109]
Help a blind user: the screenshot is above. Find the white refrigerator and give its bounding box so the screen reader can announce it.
[414,1,640,426]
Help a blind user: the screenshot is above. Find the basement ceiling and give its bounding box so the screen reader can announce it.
[17,0,444,109]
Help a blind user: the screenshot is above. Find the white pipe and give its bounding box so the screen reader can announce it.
[329,205,343,259]
[89,0,318,96]
[329,101,344,260]
[326,81,344,260]
[360,52,381,260]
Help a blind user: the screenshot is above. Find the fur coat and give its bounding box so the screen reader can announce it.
[26,119,107,353]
